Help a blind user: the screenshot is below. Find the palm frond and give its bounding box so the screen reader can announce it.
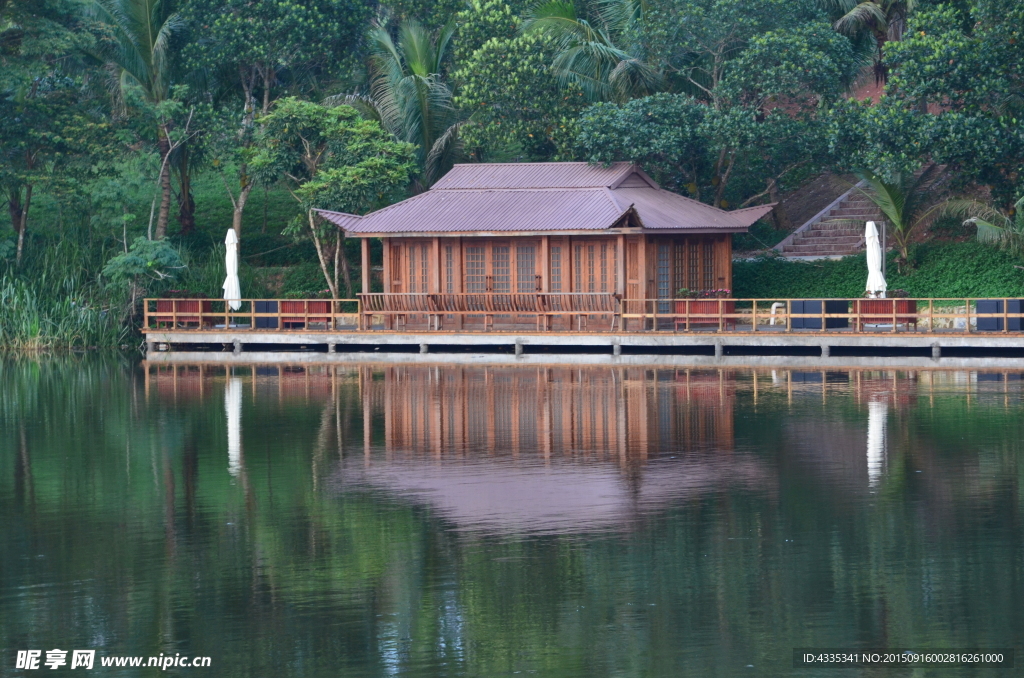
[424,121,463,185]
[833,2,888,36]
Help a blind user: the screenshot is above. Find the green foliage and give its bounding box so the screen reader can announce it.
[719,23,860,106]
[854,163,945,263]
[101,237,184,286]
[358,19,460,185]
[882,0,1024,203]
[180,0,371,82]
[251,98,416,215]
[734,241,1024,298]
[945,194,1024,254]
[456,31,588,161]
[522,0,660,102]
[250,97,414,298]
[575,93,708,193]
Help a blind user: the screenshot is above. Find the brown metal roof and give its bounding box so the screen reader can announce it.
[319,188,629,233]
[316,163,773,236]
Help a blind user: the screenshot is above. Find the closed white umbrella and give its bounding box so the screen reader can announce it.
[865,221,887,298]
[223,229,241,311]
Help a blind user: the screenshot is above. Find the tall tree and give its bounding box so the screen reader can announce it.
[453,0,587,161]
[521,0,660,102]
[345,19,460,188]
[180,0,372,240]
[85,0,185,239]
[249,98,415,298]
[0,0,100,263]
[820,0,916,83]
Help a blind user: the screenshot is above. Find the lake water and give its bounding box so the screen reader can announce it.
[2,359,1022,676]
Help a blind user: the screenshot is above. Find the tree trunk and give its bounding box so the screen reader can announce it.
[15,184,31,266]
[8,187,22,234]
[714,151,736,207]
[768,179,791,230]
[176,146,196,236]
[230,179,254,243]
[338,231,353,298]
[308,211,338,299]
[156,126,172,239]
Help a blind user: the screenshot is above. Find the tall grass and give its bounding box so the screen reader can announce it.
[0,274,125,350]
[0,238,126,351]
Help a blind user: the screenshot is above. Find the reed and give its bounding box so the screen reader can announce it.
[0,239,126,351]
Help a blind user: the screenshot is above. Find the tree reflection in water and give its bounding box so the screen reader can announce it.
[1,359,1022,677]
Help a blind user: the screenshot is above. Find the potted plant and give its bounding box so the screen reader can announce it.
[676,289,735,329]
[854,289,918,329]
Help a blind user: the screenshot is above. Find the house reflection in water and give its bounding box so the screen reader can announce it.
[351,365,758,534]
[374,365,736,462]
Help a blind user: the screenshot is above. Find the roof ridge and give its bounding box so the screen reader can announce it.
[449,161,631,167]
[432,186,615,192]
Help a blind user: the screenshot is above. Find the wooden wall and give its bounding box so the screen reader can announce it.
[381,233,733,298]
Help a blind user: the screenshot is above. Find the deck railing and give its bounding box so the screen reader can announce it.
[144,298,361,331]
[143,296,1024,334]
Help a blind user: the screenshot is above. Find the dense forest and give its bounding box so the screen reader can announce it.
[1,0,1022,348]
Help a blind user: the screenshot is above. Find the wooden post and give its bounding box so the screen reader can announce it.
[361,238,370,294]
[638,234,648,330]
[616,234,626,331]
[360,238,370,330]
[540,236,550,292]
[382,238,392,330]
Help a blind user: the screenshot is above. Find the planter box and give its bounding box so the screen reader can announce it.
[155,299,212,327]
[977,299,1023,331]
[853,299,918,329]
[281,300,332,328]
[675,299,736,329]
[790,300,849,329]
[254,300,279,329]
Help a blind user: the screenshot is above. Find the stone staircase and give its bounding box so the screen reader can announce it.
[774,181,883,258]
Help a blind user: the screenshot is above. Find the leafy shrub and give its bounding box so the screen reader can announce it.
[734,242,1024,299]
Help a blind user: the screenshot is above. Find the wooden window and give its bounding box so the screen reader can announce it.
[703,241,715,290]
[599,243,610,292]
[444,245,454,294]
[674,244,685,292]
[391,244,402,292]
[688,242,699,290]
[420,243,429,292]
[587,245,597,292]
[516,245,536,292]
[491,245,510,292]
[574,244,583,292]
[657,243,673,313]
[550,246,562,292]
[657,244,671,303]
[466,246,486,292]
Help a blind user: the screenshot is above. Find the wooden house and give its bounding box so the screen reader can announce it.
[316,162,773,330]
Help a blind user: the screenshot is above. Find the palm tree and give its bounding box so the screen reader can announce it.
[342,20,460,188]
[85,0,184,238]
[522,0,660,102]
[819,0,916,83]
[946,195,1024,255]
[854,165,944,270]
